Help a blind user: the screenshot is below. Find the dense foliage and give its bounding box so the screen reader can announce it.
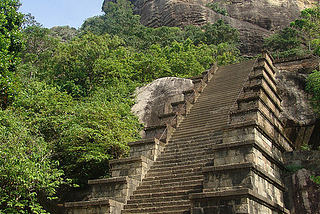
[264,4,320,58]
[264,4,320,119]
[206,2,228,16]
[307,69,320,116]
[0,0,23,109]
[0,0,243,212]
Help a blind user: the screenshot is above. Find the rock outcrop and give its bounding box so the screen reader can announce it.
[132,77,194,128]
[283,151,320,214]
[274,55,319,148]
[103,0,316,55]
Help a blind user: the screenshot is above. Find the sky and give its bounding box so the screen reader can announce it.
[19,0,104,29]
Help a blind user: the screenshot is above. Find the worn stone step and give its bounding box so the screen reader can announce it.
[180,111,228,119]
[151,159,212,171]
[176,118,226,126]
[177,119,227,128]
[162,143,219,157]
[146,165,203,178]
[165,138,221,150]
[142,171,204,184]
[154,153,215,165]
[157,148,212,161]
[129,189,201,200]
[133,183,202,195]
[167,132,222,144]
[175,120,227,131]
[149,161,204,173]
[175,120,227,129]
[189,91,241,102]
[121,204,190,214]
[126,193,190,205]
[172,128,225,140]
[122,210,190,214]
[124,199,189,210]
[163,141,222,154]
[136,178,203,191]
[173,123,226,135]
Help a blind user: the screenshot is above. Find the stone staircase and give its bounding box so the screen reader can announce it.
[122,133,222,213]
[65,52,293,214]
[121,59,256,214]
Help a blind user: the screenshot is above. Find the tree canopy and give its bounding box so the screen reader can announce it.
[0,0,23,109]
[0,0,244,212]
[264,3,320,58]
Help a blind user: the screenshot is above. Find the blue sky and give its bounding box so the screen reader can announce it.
[19,0,104,29]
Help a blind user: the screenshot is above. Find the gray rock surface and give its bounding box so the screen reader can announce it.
[274,56,319,148]
[103,0,316,55]
[283,151,320,214]
[132,77,194,128]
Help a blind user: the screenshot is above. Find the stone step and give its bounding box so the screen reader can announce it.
[188,91,241,101]
[175,118,227,129]
[121,204,190,214]
[136,174,203,189]
[129,189,201,201]
[136,178,203,191]
[154,153,215,165]
[151,159,213,171]
[174,123,227,134]
[172,127,225,140]
[122,210,190,214]
[124,199,189,210]
[150,161,204,173]
[162,143,219,156]
[167,132,222,144]
[126,194,189,205]
[165,137,222,149]
[133,183,202,195]
[155,149,213,164]
[142,171,204,183]
[146,164,203,177]
[178,114,227,123]
[175,118,227,128]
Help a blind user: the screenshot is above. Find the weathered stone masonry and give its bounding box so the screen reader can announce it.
[190,53,294,214]
[65,53,296,214]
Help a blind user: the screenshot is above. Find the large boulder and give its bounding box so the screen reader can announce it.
[132,77,194,128]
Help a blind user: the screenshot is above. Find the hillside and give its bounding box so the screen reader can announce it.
[103,0,317,55]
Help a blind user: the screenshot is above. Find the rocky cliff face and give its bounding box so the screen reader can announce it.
[103,0,316,55]
[274,55,319,149]
[283,151,320,214]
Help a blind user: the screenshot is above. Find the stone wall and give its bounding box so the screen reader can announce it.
[190,52,292,214]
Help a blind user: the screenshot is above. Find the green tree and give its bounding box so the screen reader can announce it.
[82,0,140,37]
[202,20,239,45]
[50,26,79,42]
[306,69,320,115]
[22,25,59,70]
[264,27,301,52]
[56,87,141,184]
[206,2,228,16]
[12,80,141,185]
[290,4,320,52]
[43,33,128,97]
[0,0,24,109]
[0,109,65,213]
